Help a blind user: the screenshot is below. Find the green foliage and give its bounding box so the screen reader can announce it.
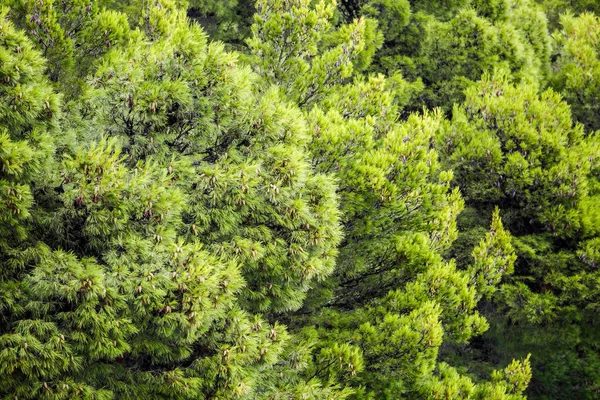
[550,12,600,133]
[247,2,528,398]
[440,73,586,236]
[0,2,340,398]
[6,0,130,97]
[2,0,599,398]
[469,208,517,300]
[247,0,370,107]
[425,356,532,400]
[439,73,600,399]
[344,0,552,111]
[536,0,600,29]
[77,2,343,314]
[0,7,59,250]
[187,0,254,46]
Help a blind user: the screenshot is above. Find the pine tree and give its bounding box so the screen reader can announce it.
[187,0,255,46]
[246,1,531,398]
[9,0,599,398]
[550,12,600,133]
[338,0,552,112]
[77,0,344,315]
[6,0,131,97]
[0,2,343,398]
[438,73,600,399]
[0,4,60,260]
[536,0,600,29]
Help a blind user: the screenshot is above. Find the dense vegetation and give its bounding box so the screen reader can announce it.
[0,0,598,399]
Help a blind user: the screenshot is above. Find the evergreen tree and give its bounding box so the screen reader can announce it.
[78,0,343,315]
[0,2,343,398]
[247,1,531,398]
[186,0,255,46]
[550,12,600,133]
[0,5,60,251]
[438,73,600,399]
[6,0,130,98]
[536,0,600,29]
[338,0,552,112]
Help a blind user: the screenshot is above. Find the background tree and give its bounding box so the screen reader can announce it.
[335,0,552,112]
[6,0,130,98]
[536,0,600,28]
[550,12,600,133]
[438,73,600,399]
[186,0,255,46]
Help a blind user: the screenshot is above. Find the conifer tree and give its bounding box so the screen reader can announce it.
[536,0,600,29]
[550,12,600,133]
[338,0,552,112]
[303,83,522,399]
[438,73,600,399]
[246,1,531,398]
[6,0,131,97]
[77,0,343,315]
[0,6,63,285]
[0,2,343,398]
[0,6,59,254]
[187,0,254,45]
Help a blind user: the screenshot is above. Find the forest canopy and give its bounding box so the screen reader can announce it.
[0,0,599,399]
